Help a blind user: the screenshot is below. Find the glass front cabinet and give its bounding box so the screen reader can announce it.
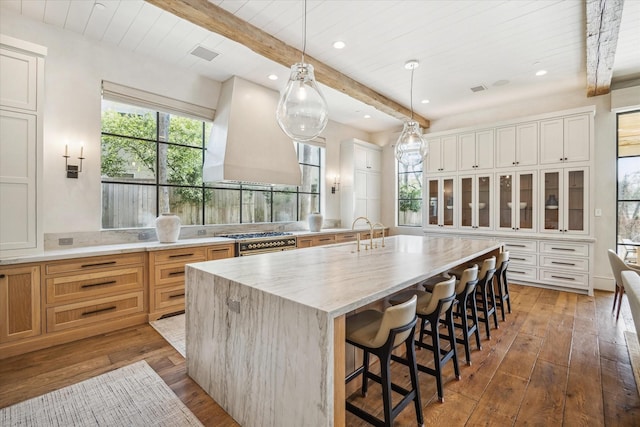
[540,167,589,235]
[496,171,536,232]
[426,177,456,229]
[459,174,493,230]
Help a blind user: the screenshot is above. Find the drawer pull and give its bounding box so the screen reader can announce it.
[551,275,575,281]
[81,261,117,268]
[81,280,117,289]
[318,238,332,241]
[511,257,526,261]
[81,306,116,316]
[169,253,194,258]
[511,270,526,274]
[551,247,575,252]
[551,261,576,266]
[169,293,185,299]
[0,274,5,279]
[168,271,185,277]
[506,244,526,248]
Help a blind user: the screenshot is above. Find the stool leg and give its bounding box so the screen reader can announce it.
[489,278,499,329]
[361,350,370,397]
[405,337,424,427]
[495,275,506,321]
[477,285,491,340]
[429,319,446,402]
[447,307,461,380]
[504,271,511,314]
[418,317,427,349]
[458,298,472,365]
[470,292,482,351]
[379,350,393,427]
[612,283,619,313]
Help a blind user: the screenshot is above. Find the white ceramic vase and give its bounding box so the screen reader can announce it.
[308,212,323,232]
[156,213,181,243]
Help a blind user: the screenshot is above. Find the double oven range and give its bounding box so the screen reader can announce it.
[220,232,297,256]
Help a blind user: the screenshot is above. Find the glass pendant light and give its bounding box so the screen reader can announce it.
[394,60,428,166]
[276,0,328,141]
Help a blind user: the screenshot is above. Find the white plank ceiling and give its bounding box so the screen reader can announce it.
[1,0,639,133]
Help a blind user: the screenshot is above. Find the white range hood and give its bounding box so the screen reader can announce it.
[203,76,302,186]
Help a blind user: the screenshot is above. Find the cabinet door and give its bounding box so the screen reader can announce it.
[565,168,588,234]
[426,138,442,173]
[0,109,37,252]
[564,115,590,163]
[441,135,457,172]
[458,133,476,170]
[540,119,564,164]
[541,170,562,233]
[426,178,440,226]
[496,126,516,168]
[0,48,38,111]
[354,170,367,198]
[475,130,494,169]
[497,173,514,230]
[0,265,41,343]
[366,148,381,171]
[460,177,474,228]
[516,172,536,231]
[477,174,492,229]
[354,145,368,170]
[516,123,538,166]
[442,178,455,227]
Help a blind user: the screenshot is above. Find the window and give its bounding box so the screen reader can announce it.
[398,161,423,226]
[617,110,640,264]
[101,99,321,228]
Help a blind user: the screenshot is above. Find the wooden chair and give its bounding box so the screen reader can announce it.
[608,249,640,320]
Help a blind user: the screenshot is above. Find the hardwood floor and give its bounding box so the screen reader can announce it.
[1,284,639,426]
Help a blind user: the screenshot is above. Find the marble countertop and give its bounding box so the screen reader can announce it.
[0,228,367,266]
[188,234,502,317]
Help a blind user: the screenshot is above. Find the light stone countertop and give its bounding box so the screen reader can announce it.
[0,228,365,266]
[187,234,502,317]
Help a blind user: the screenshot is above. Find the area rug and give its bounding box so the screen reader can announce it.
[625,330,640,398]
[0,360,202,426]
[151,313,186,357]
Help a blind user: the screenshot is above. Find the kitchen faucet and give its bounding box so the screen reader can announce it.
[372,222,386,248]
[351,216,373,252]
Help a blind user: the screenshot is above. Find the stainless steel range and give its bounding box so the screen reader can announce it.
[220,232,297,256]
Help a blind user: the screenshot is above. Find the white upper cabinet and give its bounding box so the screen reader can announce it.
[495,122,538,168]
[341,139,381,227]
[540,114,590,165]
[459,129,494,171]
[354,143,381,172]
[426,135,457,173]
[0,48,37,111]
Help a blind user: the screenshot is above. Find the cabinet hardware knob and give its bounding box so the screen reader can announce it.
[0,274,5,279]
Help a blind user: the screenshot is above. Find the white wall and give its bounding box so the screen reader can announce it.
[0,10,370,232]
[374,87,626,292]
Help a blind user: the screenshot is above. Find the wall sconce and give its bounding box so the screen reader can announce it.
[63,144,84,178]
[331,176,340,194]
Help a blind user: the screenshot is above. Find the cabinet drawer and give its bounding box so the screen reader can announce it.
[311,234,336,246]
[46,291,144,332]
[153,262,194,288]
[539,269,589,290]
[502,239,537,253]
[45,253,145,275]
[506,265,537,281]
[207,244,235,260]
[153,284,185,312]
[539,255,588,272]
[150,247,207,264]
[45,267,144,304]
[539,241,589,257]
[508,252,537,266]
[336,233,358,243]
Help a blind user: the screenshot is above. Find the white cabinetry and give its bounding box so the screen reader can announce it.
[459,129,494,171]
[459,173,493,230]
[426,135,457,173]
[0,36,46,257]
[540,167,589,235]
[341,139,381,227]
[495,123,538,168]
[496,171,536,232]
[425,177,456,229]
[540,114,590,164]
[538,241,591,291]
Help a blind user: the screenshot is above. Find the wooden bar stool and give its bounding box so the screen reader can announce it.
[493,251,511,321]
[474,257,498,340]
[388,277,459,402]
[345,295,424,427]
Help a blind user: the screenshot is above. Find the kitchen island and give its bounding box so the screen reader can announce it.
[185,235,502,427]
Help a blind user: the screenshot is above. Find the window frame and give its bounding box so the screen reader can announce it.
[616,109,640,260]
[397,160,424,227]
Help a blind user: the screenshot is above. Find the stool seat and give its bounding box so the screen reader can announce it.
[387,289,430,308]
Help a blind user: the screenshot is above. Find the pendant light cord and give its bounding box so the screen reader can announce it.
[410,66,415,120]
[301,0,307,64]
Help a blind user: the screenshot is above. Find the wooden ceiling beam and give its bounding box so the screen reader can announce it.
[146,0,430,129]
[585,0,625,97]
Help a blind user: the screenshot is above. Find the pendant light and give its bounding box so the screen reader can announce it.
[394,60,428,166]
[276,0,329,142]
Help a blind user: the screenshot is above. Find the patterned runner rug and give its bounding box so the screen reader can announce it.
[151,313,186,358]
[0,360,202,426]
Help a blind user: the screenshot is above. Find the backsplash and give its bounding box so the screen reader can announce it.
[44,219,341,250]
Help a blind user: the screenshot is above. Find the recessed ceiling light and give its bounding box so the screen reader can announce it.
[94,2,106,10]
[333,41,346,49]
[421,99,430,104]
[363,114,371,119]
[536,70,547,76]
[268,74,278,80]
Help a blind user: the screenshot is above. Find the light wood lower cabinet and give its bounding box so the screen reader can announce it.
[148,244,235,320]
[0,264,41,343]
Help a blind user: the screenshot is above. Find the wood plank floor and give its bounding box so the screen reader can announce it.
[1,284,639,426]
